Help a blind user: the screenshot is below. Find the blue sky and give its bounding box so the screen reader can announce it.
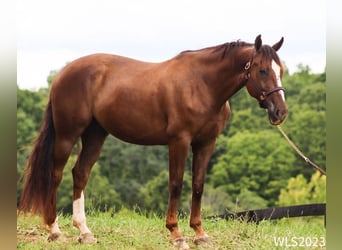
[17,0,325,90]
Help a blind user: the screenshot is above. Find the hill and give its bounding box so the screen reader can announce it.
[17,209,326,249]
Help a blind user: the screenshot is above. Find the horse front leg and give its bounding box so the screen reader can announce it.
[166,136,191,249]
[190,140,216,246]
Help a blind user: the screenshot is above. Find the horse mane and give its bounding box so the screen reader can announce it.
[213,41,253,59]
[180,40,281,64]
[180,40,253,60]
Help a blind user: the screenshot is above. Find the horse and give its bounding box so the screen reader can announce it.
[19,35,287,249]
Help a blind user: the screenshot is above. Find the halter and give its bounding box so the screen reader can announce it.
[244,60,285,105]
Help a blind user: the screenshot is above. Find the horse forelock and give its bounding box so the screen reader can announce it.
[259,45,282,66]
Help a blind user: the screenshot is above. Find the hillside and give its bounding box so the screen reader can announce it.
[17,209,326,249]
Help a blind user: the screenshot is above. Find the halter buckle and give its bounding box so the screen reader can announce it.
[245,61,251,70]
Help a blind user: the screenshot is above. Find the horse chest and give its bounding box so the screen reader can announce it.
[193,113,229,142]
[173,102,230,142]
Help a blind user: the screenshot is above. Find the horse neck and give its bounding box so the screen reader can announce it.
[201,46,255,108]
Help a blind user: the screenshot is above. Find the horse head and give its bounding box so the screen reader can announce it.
[245,35,288,125]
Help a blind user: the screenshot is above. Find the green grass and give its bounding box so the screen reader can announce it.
[17,209,326,249]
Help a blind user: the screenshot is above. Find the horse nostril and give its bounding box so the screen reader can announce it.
[276,108,287,120]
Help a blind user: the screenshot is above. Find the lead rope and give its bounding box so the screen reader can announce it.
[276,125,326,176]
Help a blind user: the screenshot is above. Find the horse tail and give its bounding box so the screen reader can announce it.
[19,99,56,224]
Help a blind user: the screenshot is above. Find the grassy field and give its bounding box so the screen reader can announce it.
[17,209,326,249]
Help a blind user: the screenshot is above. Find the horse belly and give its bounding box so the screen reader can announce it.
[95,99,169,145]
[107,123,168,145]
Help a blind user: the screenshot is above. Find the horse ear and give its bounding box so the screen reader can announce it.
[254,34,262,51]
[272,37,284,51]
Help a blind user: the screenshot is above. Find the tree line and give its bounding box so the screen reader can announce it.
[17,64,326,216]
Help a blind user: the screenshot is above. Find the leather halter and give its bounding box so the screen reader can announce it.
[243,60,285,104]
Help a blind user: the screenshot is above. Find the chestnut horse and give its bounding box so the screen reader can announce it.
[19,35,287,249]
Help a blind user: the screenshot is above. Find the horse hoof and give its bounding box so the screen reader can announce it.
[194,234,212,246]
[173,237,190,249]
[78,233,97,244]
[47,232,61,242]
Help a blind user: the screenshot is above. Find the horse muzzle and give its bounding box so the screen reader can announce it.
[264,101,288,125]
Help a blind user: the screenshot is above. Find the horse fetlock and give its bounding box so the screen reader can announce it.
[190,220,202,229]
[72,217,86,229]
[166,221,178,231]
[47,216,62,241]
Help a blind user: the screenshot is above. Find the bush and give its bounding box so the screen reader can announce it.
[277,171,326,206]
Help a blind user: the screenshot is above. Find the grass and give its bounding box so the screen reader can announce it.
[17,208,326,249]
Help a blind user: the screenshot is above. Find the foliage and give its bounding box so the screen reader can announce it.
[210,130,296,206]
[201,185,236,215]
[17,64,326,216]
[277,171,326,206]
[236,188,268,211]
[56,154,121,213]
[17,87,48,204]
[138,170,192,214]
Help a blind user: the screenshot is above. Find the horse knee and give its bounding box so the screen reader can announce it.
[192,183,204,199]
[193,191,203,200]
[169,180,183,197]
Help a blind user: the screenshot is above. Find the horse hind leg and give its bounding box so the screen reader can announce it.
[47,134,79,241]
[71,119,108,243]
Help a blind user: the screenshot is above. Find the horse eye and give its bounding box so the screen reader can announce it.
[259,69,267,76]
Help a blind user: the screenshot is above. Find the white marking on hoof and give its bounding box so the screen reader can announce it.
[173,237,190,249]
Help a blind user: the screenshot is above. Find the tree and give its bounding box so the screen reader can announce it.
[98,137,172,209]
[210,130,296,207]
[277,172,326,206]
[138,170,192,214]
[17,87,48,205]
[55,155,121,214]
[279,79,326,179]
[201,185,235,215]
[236,188,268,211]
[17,86,47,148]
[84,163,121,212]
